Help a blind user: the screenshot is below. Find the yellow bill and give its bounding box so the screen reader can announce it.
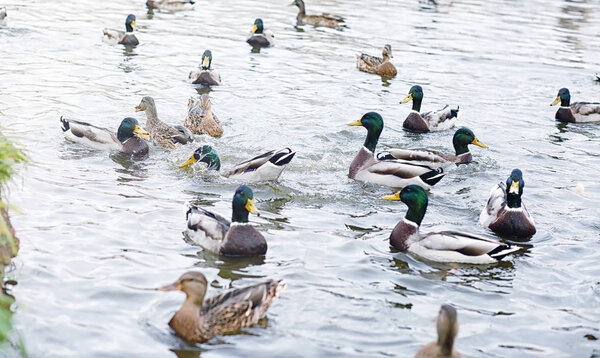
[382,192,401,201]
[245,198,260,215]
[179,155,197,168]
[251,24,257,33]
[400,93,413,104]
[134,125,150,140]
[471,138,488,148]
[509,180,519,194]
[134,105,143,112]
[157,281,181,292]
[131,20,137,31]
[348,119,362,126]
[202,56,210,68]
[550,96,561,106]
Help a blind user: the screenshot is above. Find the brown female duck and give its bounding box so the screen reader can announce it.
[184,94,223,137]
[415,304,464,358]
[159,271,286,343]
[356,45,397,77]
[134,96,193,150]
[291,0,345,29]
[146,0,195,10]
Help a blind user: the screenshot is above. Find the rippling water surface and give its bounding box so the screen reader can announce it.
[1,0,600,357]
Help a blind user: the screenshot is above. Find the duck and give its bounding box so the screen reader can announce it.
[134,96,194,150]
[184,95,223,137]
[102,14,139,46]
[378,127,488,166]
[246,18,274,48]
[550,88,600,123]
[291,0,346,29]
[188,50,221,86]
[0,7,7,27]
[146,0,195,10]
[480,169,536,238]
[415,304,464,358]
[180,146,295,181]
[60,116,149,156]
[185,185,267,256]
[400,85,461,132]
[348,112,448,190]
[158,271,285,343]
[355,45,397,77]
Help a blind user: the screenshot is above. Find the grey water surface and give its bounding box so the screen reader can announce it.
[1,0,600,357]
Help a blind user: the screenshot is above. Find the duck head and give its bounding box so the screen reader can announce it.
[179,145,221,170]
[452,127,487,155]
[551,88,570,107]
[400,85,424,112]
[251,18,264,34]
[232,185,259,223]
[201,50,213,70]
[158,271,208,306]
[117,117,149,142]
[382,184,428,226]
[134,96,155,112]
[382,44,393,60]
[436,304,460,355]
[125,14,137,32]
[506,169,524,208]
[348,112,384,153]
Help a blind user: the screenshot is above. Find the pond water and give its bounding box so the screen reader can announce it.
[1,0,600,357]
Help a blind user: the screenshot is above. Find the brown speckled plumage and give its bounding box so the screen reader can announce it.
[135,96,193,150]
[293,0,345,29]
[184,95,223,137]
[356,45,397,77]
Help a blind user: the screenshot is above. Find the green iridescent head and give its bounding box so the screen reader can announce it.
[116,117,149,143]
[179,145,221,170]
[383,184,428,226]
[251,18,264,34]
[551,88,570,107]
[452,127,488,155]
[348,112,384,152]
[232,185,259,223]
[506,169,524,208]
[201,50,213,70]
[400,85,424,112]
[125,14,137,32]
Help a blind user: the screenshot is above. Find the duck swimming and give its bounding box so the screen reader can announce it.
[550,88,600,123]
[185,185,267,257]
[291,0,345,29]
[184,95,223,137]
[146,0,195,10]
[356,45,397,77]
[480,169,536,238]
[415,304,464,358]
[189,50,221,86]
[383,185,519,264]
[103,14,139,46]
[134,96,194,150]
[158,271,285,343]
[180,146,295,181]
[247,18,274,48]
[348,112,448,190]
[0,7,7,27]
[400,85,461,132]
[60,117,149,156]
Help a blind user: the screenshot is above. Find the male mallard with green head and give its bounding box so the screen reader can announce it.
[247,18,274,48]
[348,112,448,190]
[184,95,223,137]
[379,127,488,166]
[400,85,461,132]
[189,50,221,86]
[158,271,285,343]
[550,88,600,123]
[480,169,536,238]
[383,185,519,264]
[60,116,149,156]
[134,96,194,150]
[356,45,397,77]
[415,304,464,358]
[180,146,295,181]
[185,185,267,256]
[291,0,345,29]
[103,14,139,46]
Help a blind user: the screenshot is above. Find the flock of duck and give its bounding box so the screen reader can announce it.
[4,0,600,356]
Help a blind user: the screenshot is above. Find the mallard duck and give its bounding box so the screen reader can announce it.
[550,88,600,123]
[291,0,345,29]
[348,112,448,190]
[185,185,267,256]
[134,96,194,150]
[400,85,461,132]
[158,271,285,343]
[0,7,7,27]
[379,127,488,166]
[188,50,221,86]
[180,146,295,181]
[415,304,464,358]
[60,116,149,156]
[383,185,519,264]
[146,0,195,10]
[480,169,536,238]
[184,95,223,137]
[102,14,139,46]
[246,18,274,48]
[355,45,397,77]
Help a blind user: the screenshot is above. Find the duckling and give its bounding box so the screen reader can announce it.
[480,169,536,238]
[60,117,149,156]
[103,14,139,46]
[180,146,295,181]
[383,185,519,264]
[247,18,274,48]
[415,304,464,358]
[185,185,267,256]
[291,0,346,29]
[356,45,397,77]
[550,88,600,123]
[158,271,286,343]
[400,85,461,132]
[146,0,195,10]
[188,50,221,86]
[134,96,193,150]
[184,95,223,137]
[349,112,448,190]
[0,7,7,27]
[379,127,488,166]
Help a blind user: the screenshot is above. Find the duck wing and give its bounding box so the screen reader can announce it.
[379,147,451,165]
[185,203,230,241]
[321,13,345,22]
[571,102,600,115]
[60,117,120,148]
[222,148,294,178]
[357,54,383,68]
[367,158,444,177]
[422,105,461,131]
[419,230,517,259]
[102,28,124,44]
[479,182,506,227]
